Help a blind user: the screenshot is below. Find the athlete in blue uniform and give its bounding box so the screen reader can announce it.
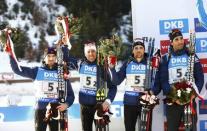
[108,40,159,131]
[9,45,74,131]
[68,41,117,131]
[160,29,204,131]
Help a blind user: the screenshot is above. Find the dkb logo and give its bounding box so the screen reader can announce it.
[196,38,207,53]
[159,18,189,34]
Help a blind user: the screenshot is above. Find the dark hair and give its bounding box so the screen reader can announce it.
[168,28,183,41]
[41,47,57,67]
[132,38,145,49]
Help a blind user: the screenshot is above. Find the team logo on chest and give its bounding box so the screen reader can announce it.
[169,55,188,67]
[36,68,58,81]
[44,72,58,79]
[131,64,146,71]
[127,62,146,74]
[80,65,97,75]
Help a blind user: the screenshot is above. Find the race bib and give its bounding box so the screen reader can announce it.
[168,54,188,84]
[79,64,97,90]
[36,81,59,98]
[125,62,146,92]
[35,68,59,99]
[169,67,187,84]
[126,74,145,87]
[80,74,97,90]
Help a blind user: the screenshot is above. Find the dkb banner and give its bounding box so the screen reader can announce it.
[131,0,207,130]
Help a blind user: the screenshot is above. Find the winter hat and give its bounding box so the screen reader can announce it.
[42,47,57,66]
[46,47,56,55]
[168,28,183,42]
[132,38,145,49]
[84,41,96,55]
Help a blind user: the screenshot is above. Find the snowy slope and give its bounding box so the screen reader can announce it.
[1,0,67,47]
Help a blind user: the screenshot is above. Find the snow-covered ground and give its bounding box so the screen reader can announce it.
[0,80,127,131]
[0,119,125,131]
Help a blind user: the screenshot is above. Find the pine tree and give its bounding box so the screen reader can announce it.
[10,28,33,59]
[0,0,7,15]
[56,0,132,59]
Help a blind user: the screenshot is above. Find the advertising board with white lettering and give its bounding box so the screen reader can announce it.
[131,0,207,130]
[0,101,124,122]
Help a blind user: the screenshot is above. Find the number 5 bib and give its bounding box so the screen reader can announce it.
[168,54,188,84]
[125,62,146,92]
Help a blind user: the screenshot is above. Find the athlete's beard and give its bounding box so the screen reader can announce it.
[174,44,184,52]
[134,52,144,59]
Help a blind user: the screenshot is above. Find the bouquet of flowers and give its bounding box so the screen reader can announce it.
[98,34,122,66]
[0,30,7,48]
[0,27,22,71]
[139,93,159,108]
[0,27,16,52]
[55,16,82,36]
[166,79,195,105]
[55,16,82,50]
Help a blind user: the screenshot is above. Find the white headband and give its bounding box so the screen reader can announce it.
[84,43,96,55]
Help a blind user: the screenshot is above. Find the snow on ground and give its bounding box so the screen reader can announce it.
[0,80,126,131]
[0,119,125,131]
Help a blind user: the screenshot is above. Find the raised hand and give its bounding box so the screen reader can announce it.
[107,55,117,69]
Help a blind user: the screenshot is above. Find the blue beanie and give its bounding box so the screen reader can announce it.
[46,47,56,55]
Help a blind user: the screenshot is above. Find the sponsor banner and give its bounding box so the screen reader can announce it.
[132,0,207,131]
[160,40,170,55]
[199,59,207,73]
[199,100,207,114]
[200,120,207,130]
[0,73,14,80]
[159,19,189,35]
[194,18,207,32]
[69,101,124,119]
[0,106,33,122]
[196,38,207,53]
[0,101,124,122]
